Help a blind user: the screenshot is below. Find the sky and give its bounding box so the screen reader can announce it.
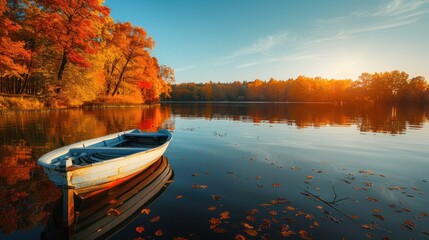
[105,0,429,83]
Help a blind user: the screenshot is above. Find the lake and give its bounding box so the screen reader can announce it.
[1,103,428,239]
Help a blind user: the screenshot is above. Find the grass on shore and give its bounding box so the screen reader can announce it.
[0,96,44,110]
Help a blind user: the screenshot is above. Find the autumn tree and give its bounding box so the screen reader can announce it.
[37,0,110,81]
[0,0,30,78]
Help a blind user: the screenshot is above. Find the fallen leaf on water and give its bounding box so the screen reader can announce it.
[191,173,199,177]
[235,234,247,240]
[244,229,258,237]
[316,205,323,210]
[208,206,217,211]
[135,226,145,233]
[402,219,416,230]
[176,195,183,199]
[141,208,150,214]
[366,233,374,238]
[255,176,262,180]
[403,208,411,212]
[350,215,359,220]
[313,221,319,227]
[246,215,256,222]
[373,209,381,213]
[281,230,296,237]
[361,224,373,230]
[286,206,296,211]
[306,175,314,179]
[220,211,230,220]
[209,218,221,226]
[155,229,163,237]
[372,214,385,221]
[305,214,314,220]
[211,194,222,201]
[366,197,378,202]
[243,223,254,229]
[150,216,160,223]
[298,229,311,240]
[200,185,208,189]
[269,211,278,216]
[272,183,281,187]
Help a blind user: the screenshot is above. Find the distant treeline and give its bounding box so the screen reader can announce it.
[169,71,428,103]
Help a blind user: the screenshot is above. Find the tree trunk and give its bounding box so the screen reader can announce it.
[57,49,68,81]
[111,55,132,96]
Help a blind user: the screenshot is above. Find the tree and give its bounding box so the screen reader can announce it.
[37,0,110,81]
[0,0,30,78]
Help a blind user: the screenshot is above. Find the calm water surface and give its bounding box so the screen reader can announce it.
[1,103,428,239]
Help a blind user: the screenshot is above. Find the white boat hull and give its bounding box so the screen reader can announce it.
[38,129,172,190]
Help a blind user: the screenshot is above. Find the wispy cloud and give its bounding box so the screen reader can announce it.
[236,53,319,69]
[175,65,195,72]
[355,0,429,17]
[309,0,429,44]
[237,62,258,69]
[225,32,295,59]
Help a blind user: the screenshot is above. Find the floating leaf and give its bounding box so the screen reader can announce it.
[281,230,296,237]
[235,234,247,240]
[298,229,311,240]
[211,194,222,201]
[316,206,323,210]
[220,211,230,220]
[191,173,199,177]
[154,229,163,237]
[141,208,151,214]
[372,214,385,221]
[286,206,296,211]
[272,183,281,187]
[402,219,416,230]
[208,206,217,211]
[243,223,254,229]
[366,197,378,202]
[269,210,277,216]
[244,229,258,237]
[361,224,373,230]
[176,195,183,199]
[209,218,221,226]
[306,175,314,179]
[135,226,145,234]
[150,216,160,223]
[350,215,360,220]
[366,233,374,238]
[246,215,256,222]
[255,176,262,180]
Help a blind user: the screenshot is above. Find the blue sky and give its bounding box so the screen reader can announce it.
[105,0,429,83]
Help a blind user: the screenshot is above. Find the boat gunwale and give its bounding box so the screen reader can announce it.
[37,129,172,172]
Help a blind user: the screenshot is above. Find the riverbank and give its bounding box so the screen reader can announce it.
[0,95,44,109]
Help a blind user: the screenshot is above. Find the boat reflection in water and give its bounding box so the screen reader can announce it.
[42,156,173,240]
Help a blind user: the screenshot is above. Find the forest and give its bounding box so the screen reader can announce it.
[170,71,429,103]
[0,0,174,108]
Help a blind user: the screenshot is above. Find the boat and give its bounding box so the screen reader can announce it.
[42,156,174,240]
[37,129,172,192]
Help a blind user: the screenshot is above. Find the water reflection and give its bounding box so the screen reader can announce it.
[0,105,173,238]
[168,102,429,134]
[42,156,173,240]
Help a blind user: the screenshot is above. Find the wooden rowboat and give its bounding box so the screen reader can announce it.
[37,129,172,192]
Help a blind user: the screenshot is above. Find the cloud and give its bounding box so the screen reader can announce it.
[357,0,429,17]
[175,65,195,72]
[236,62,258,69]
[225,32,295,59]
[236,53,319,69]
